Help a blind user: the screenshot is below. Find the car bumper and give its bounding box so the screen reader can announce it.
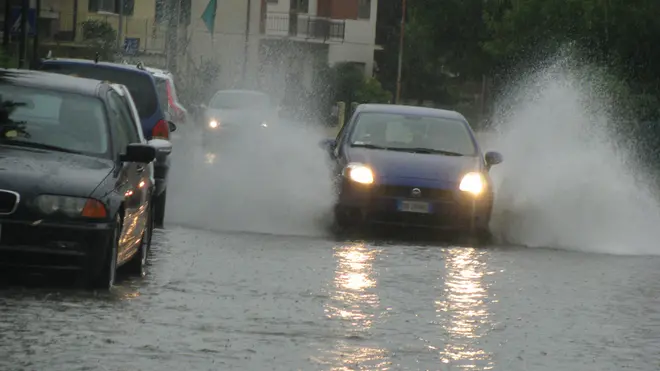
[154,155,170,196]
[0,219,114,271]
[335,182,493,230]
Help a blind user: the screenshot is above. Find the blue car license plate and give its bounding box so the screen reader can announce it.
[398,200,431,214]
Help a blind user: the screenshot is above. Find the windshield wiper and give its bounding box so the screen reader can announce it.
[389,147,465,156]
[0,140,84,155]
[351,143,391,150]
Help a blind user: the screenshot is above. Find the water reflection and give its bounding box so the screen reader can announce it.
[436,248,494,369]
[322,243,389,370]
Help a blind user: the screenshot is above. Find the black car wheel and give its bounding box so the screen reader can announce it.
[88,214,120,290]
[466,228,493,246]
[125,205,152,277]
[154,190,167,228]
[333,205,358,230]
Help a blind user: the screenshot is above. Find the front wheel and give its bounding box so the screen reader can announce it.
[466,228,493,246]
[154,190,167,228]
[87,214,120,290]
[125,205,153,277]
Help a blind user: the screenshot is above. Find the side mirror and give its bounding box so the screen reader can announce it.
[147,138,173,162]
[484,151,503,168]
[168,121,177,132]
[120,143,156,163]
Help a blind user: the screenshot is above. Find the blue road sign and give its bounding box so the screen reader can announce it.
[123,37,140,55]
[10,7,37,37]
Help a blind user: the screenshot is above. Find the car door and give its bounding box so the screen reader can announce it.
[116,85,155,189]
[107,90,146,263]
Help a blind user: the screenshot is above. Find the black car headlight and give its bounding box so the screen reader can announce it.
[34,195,107,219]
[208,118,219,128]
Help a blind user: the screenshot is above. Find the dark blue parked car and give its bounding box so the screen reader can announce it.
[320,104,503,241]
[38,58,176,228]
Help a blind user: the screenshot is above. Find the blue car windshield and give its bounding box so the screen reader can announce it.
[349,112,477,156]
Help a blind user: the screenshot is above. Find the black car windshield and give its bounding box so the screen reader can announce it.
[0,84,110,157]
[39,63,157,119]
[348,112,477,156]
[209,91,270,110]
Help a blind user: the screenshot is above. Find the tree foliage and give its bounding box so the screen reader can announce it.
[376,0,660,119]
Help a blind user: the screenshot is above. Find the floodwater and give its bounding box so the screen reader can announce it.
[1,123,660,371]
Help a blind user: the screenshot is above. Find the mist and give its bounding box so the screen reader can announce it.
[164,109,336,238]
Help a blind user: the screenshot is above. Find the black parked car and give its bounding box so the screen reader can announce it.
[0,69,158,290]
[37,58,175,228]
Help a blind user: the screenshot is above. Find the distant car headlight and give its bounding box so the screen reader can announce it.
[459,172,485,195]
[344,163,374,184]
[34,195,107,218]
[209,119,219,128]
[261,121,268,127]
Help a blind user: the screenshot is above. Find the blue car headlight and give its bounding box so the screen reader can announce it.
[459,172,486,195]
[343,163,374,184]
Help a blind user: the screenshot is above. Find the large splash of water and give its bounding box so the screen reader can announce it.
[484,57,660,255]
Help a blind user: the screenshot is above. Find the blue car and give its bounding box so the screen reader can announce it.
[320,104,503,240]
[37,58,176,228]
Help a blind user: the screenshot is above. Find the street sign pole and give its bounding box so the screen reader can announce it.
[117,0,124,53]
[18,0,28,69]
[395,0,407,104]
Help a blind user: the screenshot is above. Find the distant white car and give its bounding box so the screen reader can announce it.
[145,66,189,127]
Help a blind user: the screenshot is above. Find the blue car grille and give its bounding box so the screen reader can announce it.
[373,185,454,201]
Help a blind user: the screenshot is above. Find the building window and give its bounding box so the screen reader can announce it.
[88,0,116,13]
[358,0,371,19]
[155,0,191,25]
[291,0,308,14]
[88,0,134,15]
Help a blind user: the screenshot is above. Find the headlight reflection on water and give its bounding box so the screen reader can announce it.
[321,243,389,370]
[436,248,495,369]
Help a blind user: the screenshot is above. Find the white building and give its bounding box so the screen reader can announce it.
[185,0,379,102]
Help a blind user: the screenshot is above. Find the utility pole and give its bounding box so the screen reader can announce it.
[165,0,178,72]
[242,0,252,86]
[395,0,407,104]
[117,0,124,53]
[32,0,41,66]
[3,0,10,51]
[18,0,28,69]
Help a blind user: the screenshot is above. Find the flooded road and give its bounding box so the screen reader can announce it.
[2,125,660,371]
[3,230,660,370]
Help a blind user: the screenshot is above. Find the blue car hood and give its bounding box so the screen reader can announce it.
[346,147,482,185]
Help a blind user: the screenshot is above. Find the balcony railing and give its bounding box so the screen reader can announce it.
[39,11,168,54]
[263,12,345,42]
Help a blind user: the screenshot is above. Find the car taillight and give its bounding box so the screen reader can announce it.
[166,81,180,115]
[152,119,170,140]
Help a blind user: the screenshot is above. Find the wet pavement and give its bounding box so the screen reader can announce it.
[2,124,660,371]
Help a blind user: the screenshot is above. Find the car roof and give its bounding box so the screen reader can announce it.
[145,66,172,77]
[356,104,467,121]
[41,58,154,76]
[0,68,105,96]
